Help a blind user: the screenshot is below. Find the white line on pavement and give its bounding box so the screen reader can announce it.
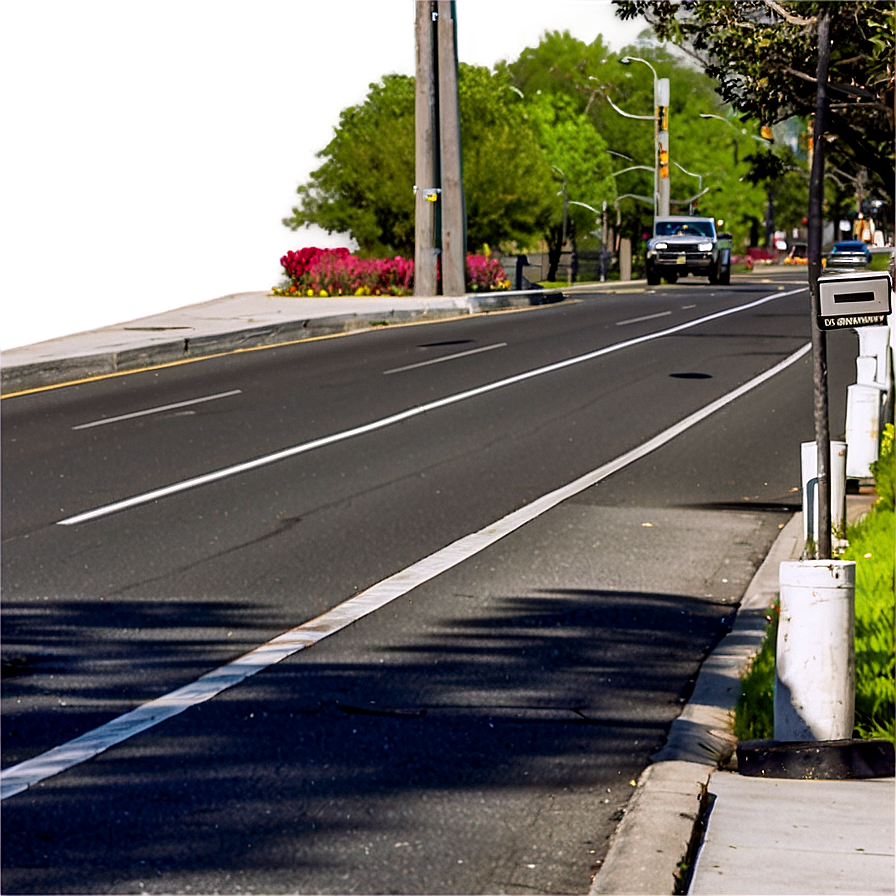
[57,287,807,527]
[616,310,673,326]
[383,342,507,374]
[1,339,812,800]
[72,390,242,430]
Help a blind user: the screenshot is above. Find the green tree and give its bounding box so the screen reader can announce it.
[455,65,554,251]
[614,1,895,204]
[284,67,554,256]
[501,30,769,257]
[286,74,416,257]
[524,92,617,279]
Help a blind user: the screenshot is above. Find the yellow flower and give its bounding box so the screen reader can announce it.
[306,288,314,297]
[319,289,329,297]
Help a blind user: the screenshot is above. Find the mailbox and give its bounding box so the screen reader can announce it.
[818,270,892,330]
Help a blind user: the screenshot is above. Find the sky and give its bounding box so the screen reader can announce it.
[2,1,645,350]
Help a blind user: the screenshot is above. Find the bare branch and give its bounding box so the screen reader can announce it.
[759,0,816,27]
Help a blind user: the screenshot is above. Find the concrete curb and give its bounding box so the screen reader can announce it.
[590,513,804,895]
[1,289,567,395]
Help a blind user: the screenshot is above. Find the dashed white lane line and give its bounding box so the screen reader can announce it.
[616,310,673,326]
[72,390,242,430]
[57,288,807,527]
[1,340,812,800]
[383,343,507,374]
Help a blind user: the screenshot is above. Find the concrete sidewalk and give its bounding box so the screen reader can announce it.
[591,499,895,896]
[3,282,893,895]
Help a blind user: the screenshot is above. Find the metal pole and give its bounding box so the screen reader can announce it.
[414,2,438,296]
[436,1,466,297]
[652,80,659,221]
[657,78,670,217]
[808,9,833,558]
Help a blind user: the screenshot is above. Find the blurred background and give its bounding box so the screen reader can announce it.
[2,0,634,345]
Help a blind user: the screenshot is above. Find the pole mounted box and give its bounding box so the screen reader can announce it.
[817,271,892,330]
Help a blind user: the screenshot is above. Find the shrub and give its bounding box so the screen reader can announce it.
[275,248,509,297]
[466,254,510,292]
[870,423,894,511]
[276,248,413,297]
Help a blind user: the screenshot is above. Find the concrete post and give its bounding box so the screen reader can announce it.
[619,238,632,281]
[775,560,856,741]
[801,440,847,548]
[845,384,884,478]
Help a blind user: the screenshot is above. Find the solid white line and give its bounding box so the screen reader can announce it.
[0,340,812,800]
[616,310,673,326]
[383,343,507,374]
[72,390,242,430]
[58,287,808,526]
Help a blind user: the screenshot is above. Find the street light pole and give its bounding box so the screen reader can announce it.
[656,76,670,217]
[619,56,668,219]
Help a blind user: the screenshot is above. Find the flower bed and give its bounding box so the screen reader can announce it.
[273,248,509,296]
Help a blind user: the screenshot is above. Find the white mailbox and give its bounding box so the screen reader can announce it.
[818,271,892,330]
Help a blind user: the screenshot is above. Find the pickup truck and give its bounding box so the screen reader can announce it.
[645,216,733,286]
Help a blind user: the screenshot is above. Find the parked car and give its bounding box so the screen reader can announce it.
[825,240,872,268]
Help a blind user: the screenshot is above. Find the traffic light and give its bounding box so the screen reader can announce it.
[657,105,668,132]
[658,148,669,179]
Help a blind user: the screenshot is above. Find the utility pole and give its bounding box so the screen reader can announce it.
[656,78,670,217]
[436,1,466,296]
[414,1,438,296]
[807,8,833,558]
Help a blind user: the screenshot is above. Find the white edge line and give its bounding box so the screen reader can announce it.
[57,288,807,527]
[72,390,242,430]
[1,339,812,800]
[383,342,507,374]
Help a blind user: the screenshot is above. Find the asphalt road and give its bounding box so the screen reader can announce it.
[1,272,857,894]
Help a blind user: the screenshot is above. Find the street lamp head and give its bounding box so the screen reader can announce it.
[620,56,632,64]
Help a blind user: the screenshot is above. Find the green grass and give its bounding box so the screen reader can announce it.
[734,425,895,742]
[844,507,896,739]
[869,251,893,272]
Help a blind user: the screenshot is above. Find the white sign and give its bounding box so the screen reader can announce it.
[818,271,892,330]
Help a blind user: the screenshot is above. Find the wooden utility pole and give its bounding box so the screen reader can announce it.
[414,2,438,296]
[435,1,466,297]
[807,8,833,558]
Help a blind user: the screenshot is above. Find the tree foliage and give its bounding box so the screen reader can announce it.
[285,66,555,256]
[614,0,895,202]
[501,29,769,254]
[286,74,416,257]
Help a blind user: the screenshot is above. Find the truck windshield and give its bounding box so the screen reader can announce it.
[655,221,714,238]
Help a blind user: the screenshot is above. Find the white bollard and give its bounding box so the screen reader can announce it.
[775,560,856,741]
[845,384,884,478]
[801,441,847,545]
[855,355,878,386]
[856,326,892,389]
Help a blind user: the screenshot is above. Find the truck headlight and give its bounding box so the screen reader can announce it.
[698,241,713,252]
[654,241,668,250]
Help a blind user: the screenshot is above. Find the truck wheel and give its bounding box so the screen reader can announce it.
[708,265,719,285]
[647,268,661,286]
[663,272,678,284]
[719,264,731,285]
